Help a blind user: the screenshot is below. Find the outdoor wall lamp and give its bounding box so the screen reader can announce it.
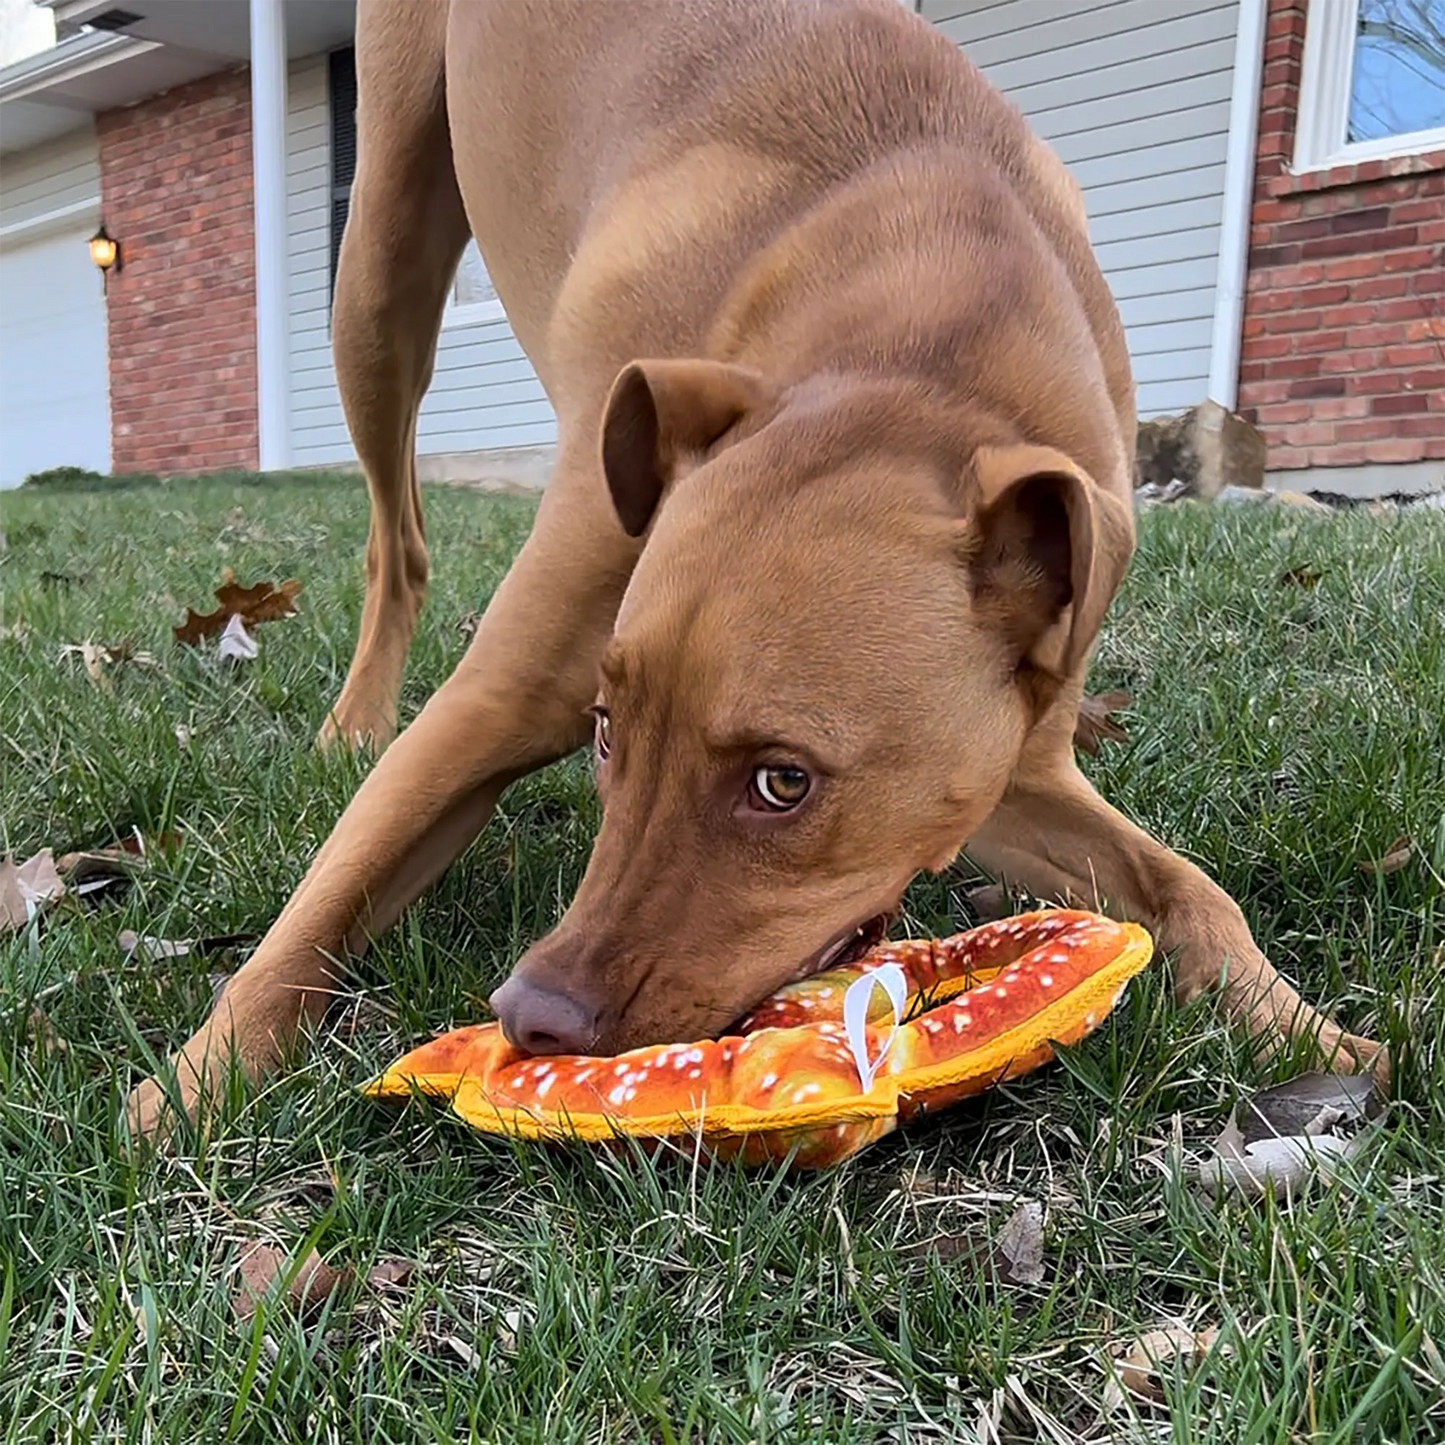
[88,224,121,274]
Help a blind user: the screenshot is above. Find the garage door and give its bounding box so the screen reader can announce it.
[0,226,110,487]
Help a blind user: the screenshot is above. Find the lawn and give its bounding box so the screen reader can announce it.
[1,471,1442,1444]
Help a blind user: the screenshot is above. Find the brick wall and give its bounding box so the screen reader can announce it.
[1238,0,1444,472]
[97,68,258,474]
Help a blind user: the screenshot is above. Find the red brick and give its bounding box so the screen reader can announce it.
[1300,227,1417,260]
[98,67,257,474]
[1371,394,1433,416]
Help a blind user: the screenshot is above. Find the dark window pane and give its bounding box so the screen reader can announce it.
[1348,0,1445,143]
[329,46,357,300]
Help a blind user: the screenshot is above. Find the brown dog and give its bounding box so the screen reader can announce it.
[127,0,1381,1136]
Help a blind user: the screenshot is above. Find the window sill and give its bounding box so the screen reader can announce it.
[1274,148,1445,197]
[443,301,507,330]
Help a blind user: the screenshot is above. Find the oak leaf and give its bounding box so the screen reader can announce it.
[173,567,302,646]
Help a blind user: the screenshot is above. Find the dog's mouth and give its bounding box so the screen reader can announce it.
[790,910,895,982]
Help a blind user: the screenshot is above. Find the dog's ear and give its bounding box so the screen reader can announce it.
[601,359,778,536]
[967,444,1134,679]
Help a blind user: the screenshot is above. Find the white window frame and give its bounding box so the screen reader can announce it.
[443,239,506,329]
[1294,0,1445,172]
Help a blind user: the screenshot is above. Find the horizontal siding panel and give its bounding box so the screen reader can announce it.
[420,376,551,414]
[1125,316,1213,357]
[1131,347,1215,385]
[1049,101,1232,168]
[953,0,1234,68]
[973,8,1236,93]
[1030,71,1232,138]
[1093,222,1221,270]
[1089,195,1226,248]
[1086,163,1227,221]
[285,51,555,463]
[1004,38,1235,121]
[1106,255,1219,302]
[0,126,100,229]
[1138,377,1211,416]
[1068,134,1228,192]
[418,412,558,454]
[1116,285,1217,329]
[934,0,1240,415]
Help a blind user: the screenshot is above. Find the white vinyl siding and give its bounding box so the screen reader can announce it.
[925,0,1239,417]
[0,124,100,230]
[284,54,556,468]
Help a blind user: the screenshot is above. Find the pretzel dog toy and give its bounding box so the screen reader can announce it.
[366,910,1153,1168]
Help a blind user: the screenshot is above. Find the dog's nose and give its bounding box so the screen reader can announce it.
[490,975,600,1055]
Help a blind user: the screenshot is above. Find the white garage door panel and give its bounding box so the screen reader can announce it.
[0,228,110,487]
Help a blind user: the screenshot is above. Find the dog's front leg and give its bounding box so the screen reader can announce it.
[127,476,638,1139]
[967,741,1387,1083]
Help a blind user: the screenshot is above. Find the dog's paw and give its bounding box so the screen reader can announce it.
[1330,1030,1391,1094]
[316,696,394,755]
[123,1042,223,1147]
[124,1071,193,1148]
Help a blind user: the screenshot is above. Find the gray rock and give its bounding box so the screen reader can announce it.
[1136,400,1268,499]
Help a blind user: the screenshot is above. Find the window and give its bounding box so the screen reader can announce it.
[327,47,503,327]
[444,240,506,327]
[1295,0,1445,171]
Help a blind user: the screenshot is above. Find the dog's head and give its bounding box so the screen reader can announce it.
[491,359,1132,1054]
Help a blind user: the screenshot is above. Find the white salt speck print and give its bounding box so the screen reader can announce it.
[761,1072,778,1088]
[1038,974,1054,989]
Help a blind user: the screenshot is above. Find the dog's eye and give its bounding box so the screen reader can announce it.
[751,764,811,811]
[593,709,612,761]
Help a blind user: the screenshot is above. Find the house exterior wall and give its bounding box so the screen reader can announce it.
[0,123,99,228]
[925,0,1241,419]
[1237,0,1444,472]
[285,53,555,468]
[96,67,259,474]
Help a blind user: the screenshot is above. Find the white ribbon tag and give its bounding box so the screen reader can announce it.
[843,962,908,1093]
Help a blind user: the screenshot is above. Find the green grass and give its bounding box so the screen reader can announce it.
[1,472,1442,1444]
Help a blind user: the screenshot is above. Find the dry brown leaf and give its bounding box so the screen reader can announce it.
[232,1243,352,1322]
[963,882,1013,924]
[1195,1074,1381,1200]
[1,850,65,932]
[120,929,258,965]
[1105,1326,1221,1408]
[908,1199,1047,1283]
[1359,835,1414,876]
[173,570,302,646]
[1278,564,1323,589]
[59,640,159,689]
[1073,691,1132,756]
[995,1200,1046,1285]
[366,1258,415,1289]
